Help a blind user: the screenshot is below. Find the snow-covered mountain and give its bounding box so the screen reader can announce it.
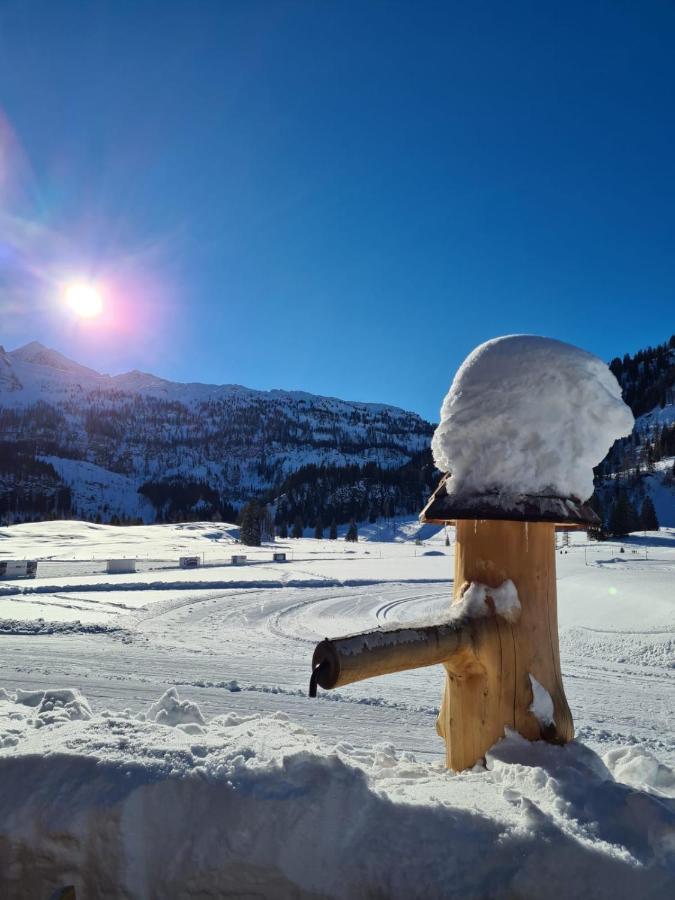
[0,342,435,523]
[1,337,673,528]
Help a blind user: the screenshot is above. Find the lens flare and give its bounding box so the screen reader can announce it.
[65,282,103,318]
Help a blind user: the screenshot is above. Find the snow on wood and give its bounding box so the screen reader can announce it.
[432,335,634,501]
[454,578,520,622]
[528,673,555,727]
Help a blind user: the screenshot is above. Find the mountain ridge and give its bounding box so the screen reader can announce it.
[3,342,416,415]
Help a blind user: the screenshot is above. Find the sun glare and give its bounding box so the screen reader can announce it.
[65,282,104,319]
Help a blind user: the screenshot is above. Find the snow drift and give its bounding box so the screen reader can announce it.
[432,335,634,502]
[1,687,673,899]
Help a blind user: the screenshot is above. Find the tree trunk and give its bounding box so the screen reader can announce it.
[437,519,573,771]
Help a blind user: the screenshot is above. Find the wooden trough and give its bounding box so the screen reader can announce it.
[310,477,599,771]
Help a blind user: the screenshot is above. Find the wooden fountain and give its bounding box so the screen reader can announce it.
[309,479,599,771]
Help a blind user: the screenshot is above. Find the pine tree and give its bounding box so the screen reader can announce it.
[639,496,659,531]
[278,522,289,539]
[345,519,358,542]
[292,515,304,539]
[626,499,640,534]
[329,519,338,540]
[239,501,261,547]
[314,516,324,540]
[608,493,630,536]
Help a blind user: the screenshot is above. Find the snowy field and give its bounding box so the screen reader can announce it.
[0,520,674,897]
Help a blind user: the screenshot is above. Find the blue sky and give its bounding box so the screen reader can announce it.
[0,1,674,421]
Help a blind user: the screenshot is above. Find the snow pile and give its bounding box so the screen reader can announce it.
[604,746,675,798]
[1,688,92,747]
[14,688,92,726]
[144,687,206,731]
[1,687,674,899]
[432,335,634,501]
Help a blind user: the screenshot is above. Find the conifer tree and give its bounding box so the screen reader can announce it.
[586,491,605,539]
[314,516,324,540]
[329,519,338,540]
[608,493,630,536]
[239,501,261,546]
[292,515,304,539]
[639,496,659,531]
[278,522,289,539]
[626,499,640,534]
[345,519,358,542]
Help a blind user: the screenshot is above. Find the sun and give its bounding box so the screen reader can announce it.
[64,282,104,318]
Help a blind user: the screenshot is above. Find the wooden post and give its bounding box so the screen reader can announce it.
[437,519,574,771]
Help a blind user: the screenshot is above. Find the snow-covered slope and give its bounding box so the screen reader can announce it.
[0,342,434,522]
[594,338,675,527]
[596,403,675,528]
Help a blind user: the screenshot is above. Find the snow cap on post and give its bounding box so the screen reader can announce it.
[425,335,634,523]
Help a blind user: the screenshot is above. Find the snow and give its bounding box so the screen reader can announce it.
[604,745,675,798]
[0,687,673,898]
[145,687,206,729]
[0,521,673,896]
[432,335,634,502]
[528,674,555,727]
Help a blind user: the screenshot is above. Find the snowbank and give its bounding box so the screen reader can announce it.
[1,687,673,899]
[432,335,634,501]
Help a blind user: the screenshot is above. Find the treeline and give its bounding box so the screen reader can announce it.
[270,451,439,531]
[0,404,81,459]
[138,478,238,523]
[608,335,674,417]
[238,499,359,546]
[0,442,72,523]
[589,486,659,537]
